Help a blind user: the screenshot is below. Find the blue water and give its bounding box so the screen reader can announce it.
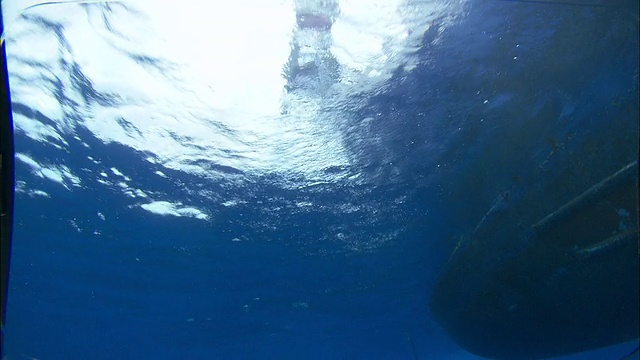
[2,0,638,359]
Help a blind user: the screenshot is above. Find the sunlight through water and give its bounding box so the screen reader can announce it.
[3,0,467,188]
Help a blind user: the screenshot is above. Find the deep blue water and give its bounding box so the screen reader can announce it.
[3,0,639,359]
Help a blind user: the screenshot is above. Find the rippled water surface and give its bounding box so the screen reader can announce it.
[2,0,638,358]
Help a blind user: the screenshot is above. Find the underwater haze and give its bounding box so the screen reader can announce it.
[2,0,638,359]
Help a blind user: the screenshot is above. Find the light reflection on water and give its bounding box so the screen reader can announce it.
[3,0,469,253]
[4,0,467,188]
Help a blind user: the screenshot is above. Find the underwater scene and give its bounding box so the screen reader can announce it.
[1,0,638,359]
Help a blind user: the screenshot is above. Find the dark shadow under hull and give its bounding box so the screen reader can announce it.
[430,162,639,359]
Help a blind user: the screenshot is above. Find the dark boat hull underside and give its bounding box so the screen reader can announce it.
[430,162,639,359]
